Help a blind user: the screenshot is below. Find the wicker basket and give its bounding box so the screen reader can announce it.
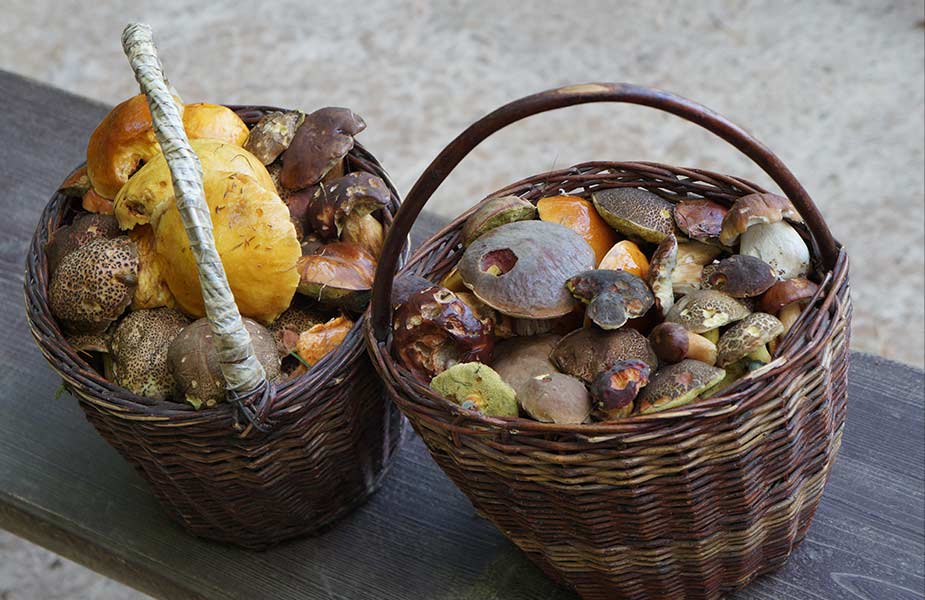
[365,83,850,599]
[24,26,404,550]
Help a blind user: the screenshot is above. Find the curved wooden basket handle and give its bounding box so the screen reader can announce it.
[371,82,839,342]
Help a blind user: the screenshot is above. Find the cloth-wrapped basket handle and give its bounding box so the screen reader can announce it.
[371,82,840,342]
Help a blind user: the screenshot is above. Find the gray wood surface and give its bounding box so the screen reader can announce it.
[1,70,923,600]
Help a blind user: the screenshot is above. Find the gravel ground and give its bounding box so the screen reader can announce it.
[1,1,922,598]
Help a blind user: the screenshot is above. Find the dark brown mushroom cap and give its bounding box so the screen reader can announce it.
[392,287,494,381]
[296,242,377,311]
[665,289,751,333]
[458,220,596,319]
[701,254,776,298]
[306,172,391,240]
[719,193,803,246]
[758,278,819,314]
[110,308,190,400]
[716,312,784,367]
[492,334,561,396]
[520,372,592,424]
[591,187,677,243]
[648,322,693,364]
[566,269,654,330]
[646,234,678,318]
[167,317,281,409]
[461,195,537,246]
[45,213,121,276]
[243,110,305,165]
[280,107,366,190]
[636,359,726,414]
[591,359,650,416]
[268,305,329,355]
[49,237,138,334]
[674,199,728,241]
[551,327,658,384]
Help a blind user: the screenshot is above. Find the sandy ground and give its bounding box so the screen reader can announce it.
[1,1,922,598]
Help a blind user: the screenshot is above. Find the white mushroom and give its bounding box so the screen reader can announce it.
[739,221,810,280]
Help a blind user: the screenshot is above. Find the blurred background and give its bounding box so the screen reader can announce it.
[1,0,923,597]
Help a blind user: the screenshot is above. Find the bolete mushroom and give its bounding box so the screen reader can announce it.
[590,359,651,420]
[719,192,802,246]
[181,103,249,146]
[701,254,776,298]
[45,213,120,276]
[537,195,619,263]
[492,334,561,397]
[551,327,658,384]
[520,372,592,424]
[716,312,784,367]
[739,221,811,280]
[458,220,596,319]
[591,187,677,243]
[167,317,281,409]
[280,107,366,190]
[66,331,112,355]
[295,315,354,367]
[49,237,138,334]
[649,322,718,366]
[392,286,494,381]
[456,291,515,339]
[110,308,189,400]
[646,234,678,319]
[269,305,328,355]
[665,290,750,333]
[297,242,377,311]
[429,362,517,417]
[759,277,819,337]
[673,241,723,296]
[243,110,305,165]
[461,195,537,247]
[674,199,728,242]
[566,269,654,330]
[598,240,650,278]
[636,359,726,414]
[305,172,390,240]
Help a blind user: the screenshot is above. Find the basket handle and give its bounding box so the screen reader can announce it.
[371,82,839,342]
[122,24,269,418]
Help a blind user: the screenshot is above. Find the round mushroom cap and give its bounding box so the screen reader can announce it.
[591,187,677,243]
[458,220,596,319]
[110,308,190,400]
[45,213,121,276]
[551,327,658,384]
[243,110,305,165]
[719,193,802,246]
[492,334,561,396]
[665,290,751,333]
[637,359,726,414]
[280,107,366,190]
[49,237,139,334]
[167,317,281,409]
[716,312,785,367]
[739,221,811,281]
[674,199,728,241]
[461,195,537,246]
[429,362,517,417]
[181,103,249,147]
[758,278,819,314]
[701,254,776,298]
[520,372,592,424]
[566,269,655,330]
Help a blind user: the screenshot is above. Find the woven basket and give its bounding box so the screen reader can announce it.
[24,25,404,550]
[365,83,850,599]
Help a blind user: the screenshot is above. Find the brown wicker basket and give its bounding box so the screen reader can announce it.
[24,26,404,550]
[365,83,850,599]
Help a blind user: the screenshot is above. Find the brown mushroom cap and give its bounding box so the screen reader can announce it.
[306,172,390,240]
[49,237,138,334]
[590,359,651,420]
[66,331,112,354]
[674,199,728,241]
[458,220,596,319]
[567,269,655,330]
[551,327,658,383]
[461,195,537,246]
[296,242,377,311]
[716,312,784,367]
[646,234,678,318]
[167,317,280,409]
[492,334,561,396]
[636,359,726,414]
[243,110,305,165]
[520,372,592,424]
[591,187,677,243]
[280,107,366,190]
[110,308,189,400]
[665,290,751,333]
[758,278,819,314]
[45,213,120,276]
[701,254,776,298]
[719,193,803,246]
[649,322,718,366]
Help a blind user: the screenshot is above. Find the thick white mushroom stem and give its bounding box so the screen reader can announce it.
[121,23,266,396]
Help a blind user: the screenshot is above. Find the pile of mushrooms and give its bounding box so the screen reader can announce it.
[49,93,391,408]
[392,188,816,422]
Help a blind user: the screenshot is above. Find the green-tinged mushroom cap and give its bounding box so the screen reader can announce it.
[430,362,517,417]
[665,289,751,334]
[716,312,784,367]
[591,187,677,243]
[636,359,726,414]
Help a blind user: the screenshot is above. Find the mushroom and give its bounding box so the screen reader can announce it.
[590,359,651,420]
[672,241,723,296]
[591,187,677,243]
[391,274,437,308]
[429,362,518,417]
[269,305,328,355]
[719,192,802,246]
[716,312,785,367]
[342,213,385,257]
[280,107,366,190]
[49,237,138,334]
[566,269,654,330]
[537,195,619,264]
[739,221,811,280]
[45,213,120,276]
[646,234,678,319]
[128,225,174,310]
[461,195,537,246]
[520,372,592,424]
[297,242,376,311]
[701,254,776,298]
[674,199,728,242]
[243,110,305,165]
[109,308,189,400]
[57,166,91,198]
[295,315,354,367]
[305,172,390,240]
[665,290,750,333]
[458,220,596,319]
[648,322,718,366]
[392,286,494,381]
[636,359,726,414]
[551,327,658,384]
[759,277,819,337]
[492,334,561,396]
[181,103,249,147]
[598,240,650,278]
[167,317,280,409]
[456,291,515,338]
[511,310,583,337]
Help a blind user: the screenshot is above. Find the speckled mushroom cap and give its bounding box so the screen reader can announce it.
[45,213,121,276]
[665,289,751,334]
[591,187,677,243]
[49,237,139,334]
[551,327,658,383]
[716,312,785,367]
[637,359,726,414]
[110,308,190,400]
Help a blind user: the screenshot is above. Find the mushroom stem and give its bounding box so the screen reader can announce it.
[701,328,720,344]
[687,333,718,366]
[779,302,803,334]
[747,345,772,363]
